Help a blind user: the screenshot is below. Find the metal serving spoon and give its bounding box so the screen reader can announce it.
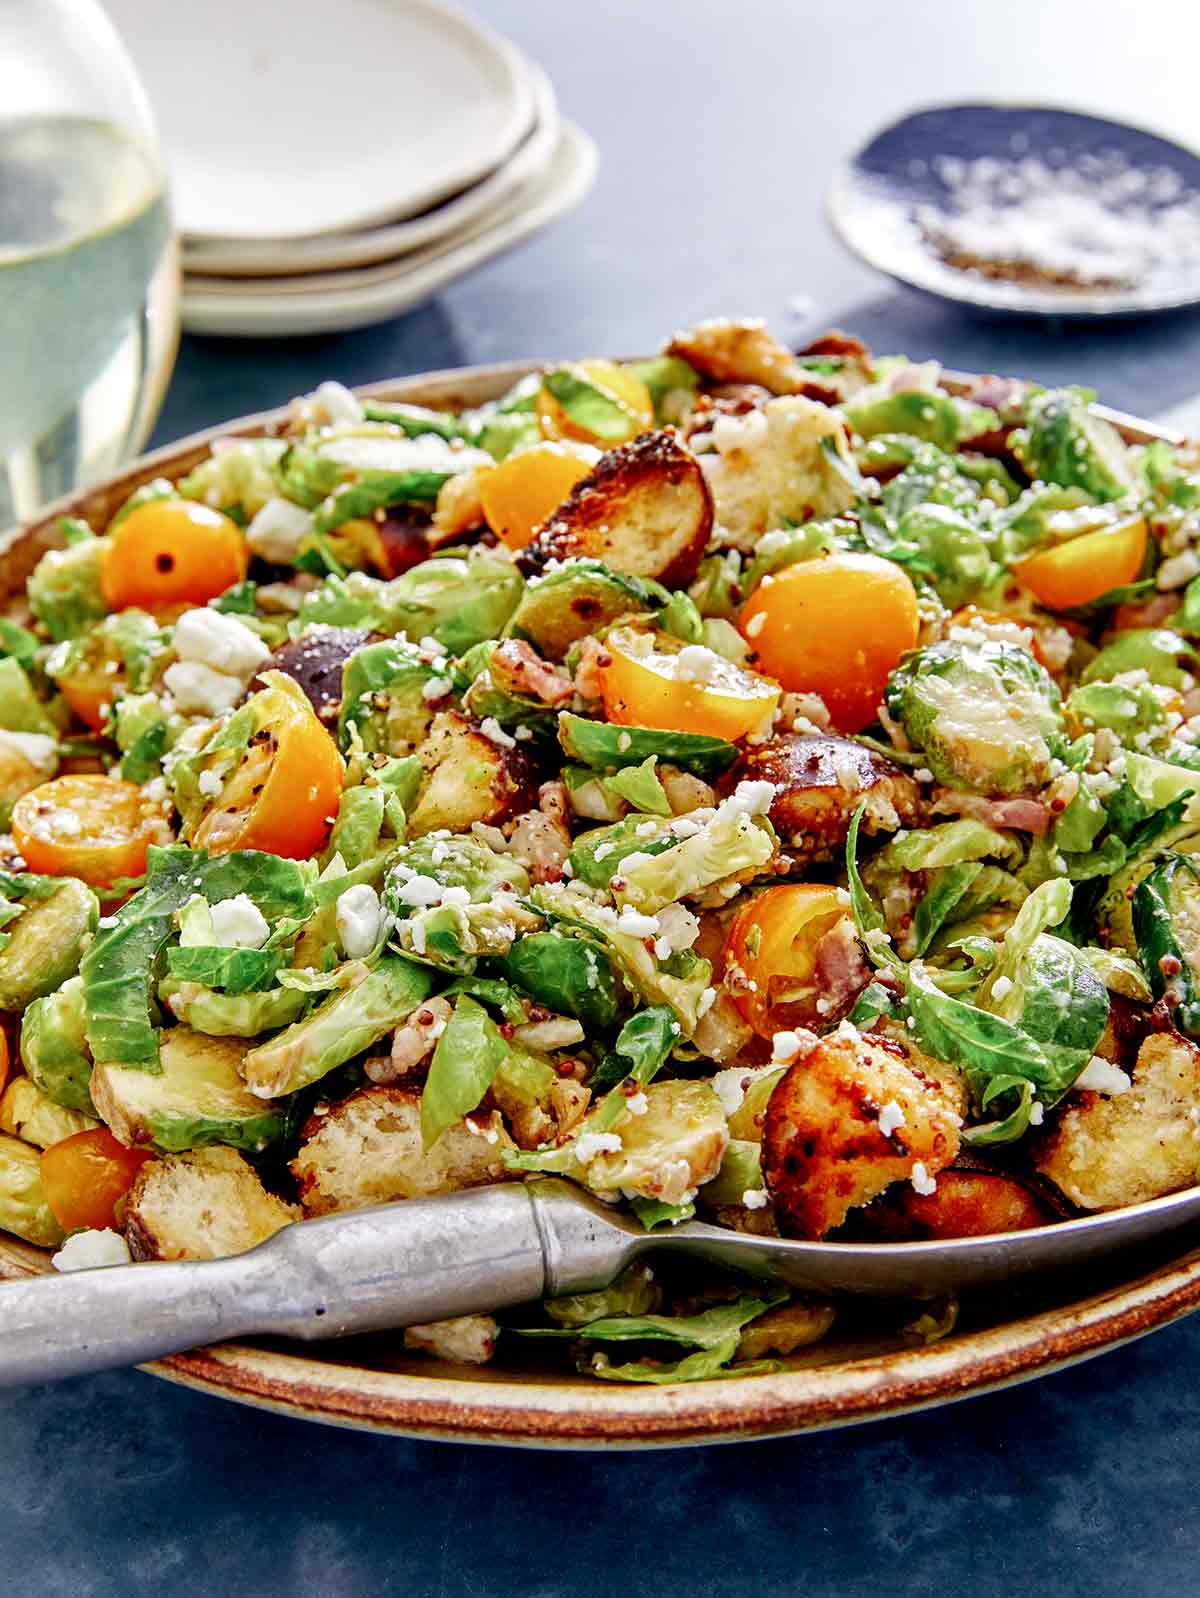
[4,1177,1200,1389]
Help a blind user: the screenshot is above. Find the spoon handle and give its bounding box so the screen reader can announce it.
[0,1181,638,1389]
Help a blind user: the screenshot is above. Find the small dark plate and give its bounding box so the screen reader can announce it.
[827,104,1200,318]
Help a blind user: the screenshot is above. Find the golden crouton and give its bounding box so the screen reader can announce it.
[407,709,536,837]
[1034,1031,1200,1211]
[854,1165,1057,1240]
[290,1086,514,1216]
[735,734,920,862]
[762,1029,962,1240]
[666,318,809,395]
[519,430,712,588]
[124,1147,298,1261]
[700,395,859,550]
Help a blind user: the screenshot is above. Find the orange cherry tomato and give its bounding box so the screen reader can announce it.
[40,1128,153,1233]
[478,442,599,550]
[11,775,170,886]
[189,680,343,859]
[48,611,165,732]
[724,883,852,1037]
[1014,515,1148,611]
[599,625,781,741]
[739,552,920,733]
[537,360,655,447]
[101,498,247,611]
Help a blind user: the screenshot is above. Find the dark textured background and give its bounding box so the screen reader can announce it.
[9,2,1200,1591]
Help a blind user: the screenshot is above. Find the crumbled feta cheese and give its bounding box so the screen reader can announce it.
[439,885,472,909]
[51,1229,132,1273]
[675,644,723,683]
[635,820,660,838]
[911,1161,937,1196]
[163,660,245,717]
[878,1100,906,1138]
[742,1188,769,1210]
[990,975,1013,1001]
[616,906,660,938]
[245,497,314,563]
[389,872,446,907]
[771,1029,804,1063]
[711,1067,750,1116]
[575,1131,624,1162]
[833,1018,862,1045]
[314,379,363,425]
[1157,549,1200,591]
[654,936,673,961]
[1075,1056,1132,1096]
[913,767,934,783]
[478,716,516,750]
[197,769,223,797]
[698,985,718,1016]
[421,677,453,702]
[335,883,383,959]
[174,607,270,678]
[625,1092,649,1116]
[210,894,270,949]
[744,612,766,639]
[726,779,776,816]
[0,729,58,772]
[1029,1100,1045,1126]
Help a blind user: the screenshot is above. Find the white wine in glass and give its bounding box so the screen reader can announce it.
[0,0,180,529]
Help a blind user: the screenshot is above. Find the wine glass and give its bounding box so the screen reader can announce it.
[0,0,181,529]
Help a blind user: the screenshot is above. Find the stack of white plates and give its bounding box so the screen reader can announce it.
[105,0,597,337]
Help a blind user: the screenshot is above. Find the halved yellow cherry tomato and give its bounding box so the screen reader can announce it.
[724,883,852,1037]
[537,360,655,447]
[48,611,164,732]
[41,1128,153,1232]
[739,552,920,733]
[189,681,344,859]
[1014,514,1148,611]
[101,498,247,611]
[478,441,599,550]
[598,625,780,741]
[11,775,169,886]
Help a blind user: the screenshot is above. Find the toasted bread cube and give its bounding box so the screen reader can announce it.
[736,734,920,862]
[665,318,808,395]
[762,1029,963,1240]
[1034,1032,1200,1210]
[520,430,712,588]
[289,1086,514,1216]
[702,394,858,551]
[855,1166,1057,1240]
[124,1146,298,1261]
[407,710,536,838]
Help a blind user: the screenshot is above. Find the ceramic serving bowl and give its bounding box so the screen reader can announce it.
[3,360,1200,1448]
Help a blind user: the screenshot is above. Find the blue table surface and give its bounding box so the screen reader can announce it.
[10,2,1200,1591]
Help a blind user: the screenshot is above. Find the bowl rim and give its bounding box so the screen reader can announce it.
[5,355,1200,1447]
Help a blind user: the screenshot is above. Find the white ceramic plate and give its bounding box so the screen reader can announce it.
[105,0,535,241]
[180,60,559,277]
[181,121,597,336]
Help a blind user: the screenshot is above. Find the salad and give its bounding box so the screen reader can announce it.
[2,317,1200,1385]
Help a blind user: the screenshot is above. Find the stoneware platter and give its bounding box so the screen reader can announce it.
[3,360,1200,1449]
